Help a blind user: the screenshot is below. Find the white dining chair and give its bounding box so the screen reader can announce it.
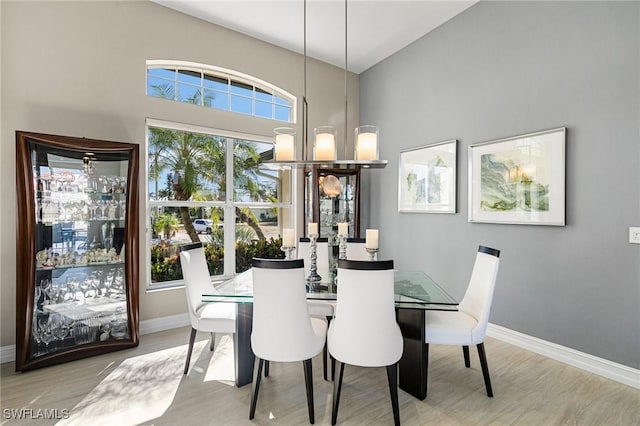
[424,245,501,397]
[298,236,335,380]
[179,242,236,375]
[345,237,368,260]
[328,259,403,426]
[250,258,327,424]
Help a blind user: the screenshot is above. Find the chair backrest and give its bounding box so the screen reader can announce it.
[458,246,501,341]
[251,258,325,362]
[179,242,216,320]
[298,237,330,275]
[345,238,367,260]
[330,259,403,367]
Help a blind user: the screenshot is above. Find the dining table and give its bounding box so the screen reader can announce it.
[202,268,458,400]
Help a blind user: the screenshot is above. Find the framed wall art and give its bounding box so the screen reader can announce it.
[398,139,457,213]
[468,127,566,226]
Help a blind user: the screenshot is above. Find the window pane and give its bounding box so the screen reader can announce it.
[230,81,253,97]
[147,76,175,99]
[255,101,273,119]
[206,89,228,110]
[234,207,289,273]
[204,74,228,91]
[255,88,273,102]
[274,96,290,106]
[233,139,289,203]
[148,68,176,80]
[177,69,201,85]
[230,95,252,115]
[177,83,201,104]
[149,206,225,284]
[148,127,226,201]
[275,105,291,122]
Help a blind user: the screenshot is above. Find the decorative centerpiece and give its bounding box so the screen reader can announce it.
[306,222,322,287]
[338,222,348,260]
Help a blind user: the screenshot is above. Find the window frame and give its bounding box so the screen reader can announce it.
[146,60,296,123]
[145,118,295,290]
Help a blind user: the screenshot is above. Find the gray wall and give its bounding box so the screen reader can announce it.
[360,1,639,368]
[0,1,358,348]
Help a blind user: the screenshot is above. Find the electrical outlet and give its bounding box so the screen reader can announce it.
[630,227,640,244]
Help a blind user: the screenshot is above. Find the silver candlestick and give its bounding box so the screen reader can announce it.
[366,247,379,262]
[306,234,322,286]
[281,245,295,260]
[338,234,347,260]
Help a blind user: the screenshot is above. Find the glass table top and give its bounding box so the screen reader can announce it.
[203,269,458,311]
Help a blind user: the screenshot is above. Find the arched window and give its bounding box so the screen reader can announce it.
[146,60,295,123]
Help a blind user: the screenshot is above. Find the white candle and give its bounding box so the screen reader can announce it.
[275,133,294,161]
[365,229,379,249]
[356,132,377,160]
[338,222,348,236]
[308,222,318,236]
[314,133,336,160]
[282,228,295,247]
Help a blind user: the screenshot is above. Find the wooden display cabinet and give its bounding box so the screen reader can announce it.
[15,131,139,371]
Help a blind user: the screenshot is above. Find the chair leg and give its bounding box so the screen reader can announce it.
[323,315,332,381]
[463,345,470,368]
[331,362,345,425]
[265,360,270,377]
[424,343,429,398]
[249,358,264,420]
[476,343,493,397]
[184,327,197,375]
[386,363,400,426]
[323,343,328,381]
[210,332,216,351]
[303,359,315,424]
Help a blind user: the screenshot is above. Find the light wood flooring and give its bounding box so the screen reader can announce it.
[1,327,638,425]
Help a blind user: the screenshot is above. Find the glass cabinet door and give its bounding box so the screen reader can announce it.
[16,131,139,371]
[304,167,361,239]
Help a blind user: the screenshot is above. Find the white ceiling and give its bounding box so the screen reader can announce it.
[152,0,478,74]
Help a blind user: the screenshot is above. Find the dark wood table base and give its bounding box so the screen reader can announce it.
[232,302,428,400]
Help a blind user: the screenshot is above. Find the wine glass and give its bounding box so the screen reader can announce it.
[66,276,79,302]
[37,318,54,352]
[80,278,91,303]
[40,279,53,305]
[50,313,69,342]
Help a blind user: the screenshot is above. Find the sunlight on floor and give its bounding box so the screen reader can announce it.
[57,341,207,425]
[203,334,235,385]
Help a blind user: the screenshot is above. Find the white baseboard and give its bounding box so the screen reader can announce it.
[0,345,16,364]
[2,316,638,390]
[487,323,639,389]
[139,313,190,335]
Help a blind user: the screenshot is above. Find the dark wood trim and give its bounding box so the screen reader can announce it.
[397,308,428,400]
[14,131,139,372]
[179,242,203,252]
[478,246,500,258]
[251,258,304,269]
[235,303,255,387]
[338,259,394,271]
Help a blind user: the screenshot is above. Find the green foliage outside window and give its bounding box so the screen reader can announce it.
[150,237,284,283]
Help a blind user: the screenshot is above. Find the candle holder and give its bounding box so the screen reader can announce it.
[281,245,296,260]
[366,247,379,262]
[338,234,347,260]
[306,234,322,287]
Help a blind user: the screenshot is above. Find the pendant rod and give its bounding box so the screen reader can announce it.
[303,0,309,161]
[344,0,348,161]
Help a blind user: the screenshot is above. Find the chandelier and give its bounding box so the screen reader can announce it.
[266,0,387,170]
